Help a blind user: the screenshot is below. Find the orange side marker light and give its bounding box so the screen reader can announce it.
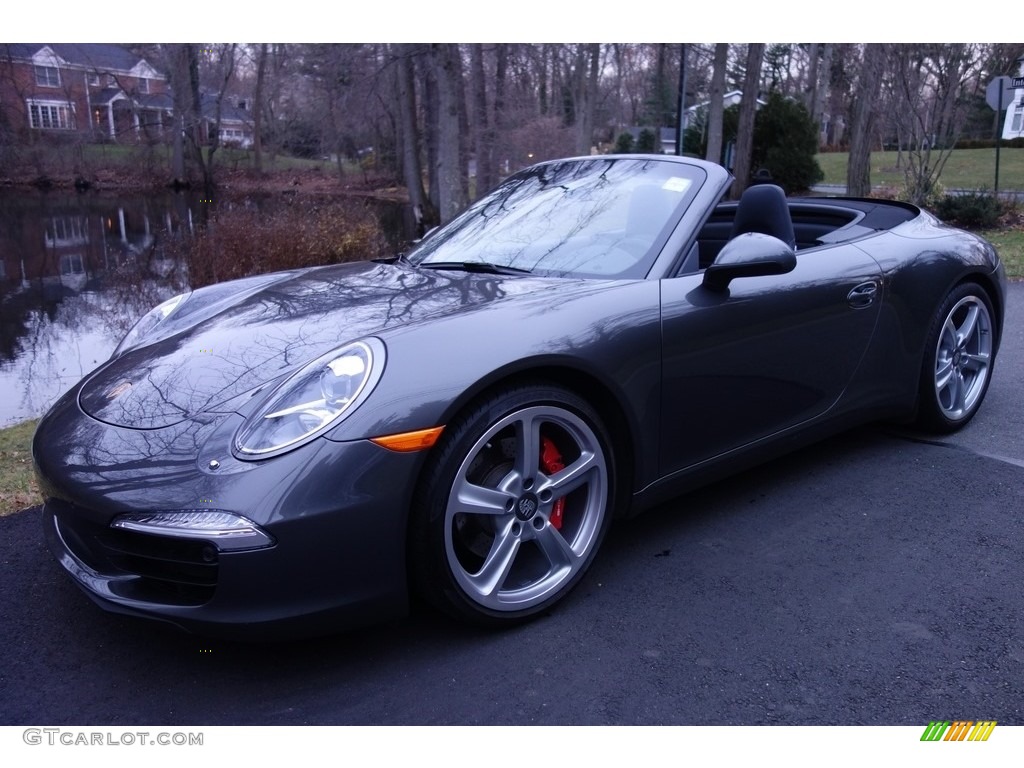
[370,426,445,453]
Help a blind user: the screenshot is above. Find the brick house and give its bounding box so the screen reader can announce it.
[0,43,172,142]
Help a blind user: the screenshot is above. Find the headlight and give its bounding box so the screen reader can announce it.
[234,338,384,458]
[113,292,190,356]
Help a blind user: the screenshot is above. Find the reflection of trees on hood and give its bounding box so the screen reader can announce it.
[76,261,518,429]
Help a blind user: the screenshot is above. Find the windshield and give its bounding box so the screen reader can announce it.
[409,157,706,279]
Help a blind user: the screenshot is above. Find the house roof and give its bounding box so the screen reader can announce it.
[686,90,767,114]
[138,93,174,111]
[201,93,252,125]
[3,43,159,76]
[91,87,126,105]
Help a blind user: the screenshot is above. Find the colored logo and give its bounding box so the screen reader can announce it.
[920,721,996,742]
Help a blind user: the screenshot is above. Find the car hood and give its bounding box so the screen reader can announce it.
[79,261,581,429]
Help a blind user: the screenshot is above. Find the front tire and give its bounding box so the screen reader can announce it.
[411,383,614,626]
[916,282,995,433]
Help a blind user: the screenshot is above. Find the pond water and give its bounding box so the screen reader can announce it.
[0,188,408,427]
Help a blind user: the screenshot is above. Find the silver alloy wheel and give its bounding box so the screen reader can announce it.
[933,295,993,422]
[443,404,608,612]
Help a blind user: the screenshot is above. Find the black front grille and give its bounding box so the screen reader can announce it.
[51,501,218,606]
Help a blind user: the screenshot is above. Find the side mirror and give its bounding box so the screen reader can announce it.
[702,232,797,292]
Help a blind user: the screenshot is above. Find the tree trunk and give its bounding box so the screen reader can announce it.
[537,44,549,116]
[654,43,668,137]
[815,43,833,144]
[705,43,728,165]
[253,43,267,173]
[493,44,507,177]
[731,44,765,199]
[454,47,471,204]
[433,44,466,224]
[163,44,192,184]
[846,44,886,197]
[186,45,209,188]
[396,45,434,232]
[576,44,600,155]
[470,45,494,196]
[805,43,819,114]
[423,60,440,216]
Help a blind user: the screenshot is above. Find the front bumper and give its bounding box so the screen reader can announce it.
[35,409,423,639]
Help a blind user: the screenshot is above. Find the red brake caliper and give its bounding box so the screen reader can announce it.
[540,436,565,530]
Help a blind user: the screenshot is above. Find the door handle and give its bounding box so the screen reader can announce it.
[847,281,878,309]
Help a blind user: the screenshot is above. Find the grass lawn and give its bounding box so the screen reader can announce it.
[818,149,1024,278]
[816,148,1024,192]
[21,142,340,176]
[981,227,1024,279]
[0,420,40,516]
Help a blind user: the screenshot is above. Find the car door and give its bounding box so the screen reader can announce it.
[658,245,883,475]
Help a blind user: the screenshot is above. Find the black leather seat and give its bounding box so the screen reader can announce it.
[729,183,795,249]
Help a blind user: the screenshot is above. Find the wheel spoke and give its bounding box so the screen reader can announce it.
[542,450,599,498]
[962,351,990,372]
[947,370,965,413]
[470,522,520,597]
[935,357,954,390]
[955,304,979,347]
[454,479,515,517]
[512,413,541,483]
[940,317,958,351]
[533,519,579,567]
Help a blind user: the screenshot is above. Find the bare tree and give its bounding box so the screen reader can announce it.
[252,43,268,173]
[469,44,495,195]
[705,43,729,165]
[161,43,237,191]
[394,44,435,231]
[575,44,601,155]
[887,43,979,204]
[432,43,466,223]
[731,43,765,198]
[846,44,887,197]
[803,43,832,145]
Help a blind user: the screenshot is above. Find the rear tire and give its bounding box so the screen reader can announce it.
[915,282,995,433]
[410,383,614,626]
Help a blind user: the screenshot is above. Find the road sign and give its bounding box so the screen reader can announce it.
[1013,77,1024,88]
[987,76,1015,111]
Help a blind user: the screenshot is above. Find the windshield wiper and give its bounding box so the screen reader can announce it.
[418,261,532,276]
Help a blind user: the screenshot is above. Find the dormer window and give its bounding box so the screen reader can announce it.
[139,78,149,94]
[35,65,60,88]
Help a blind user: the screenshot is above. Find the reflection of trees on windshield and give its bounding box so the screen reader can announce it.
[411,158,702,279]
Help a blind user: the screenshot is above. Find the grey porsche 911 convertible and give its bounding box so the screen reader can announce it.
[33,155,1005,637]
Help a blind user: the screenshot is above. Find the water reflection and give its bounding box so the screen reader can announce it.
[0,189,408,427]
[0,190,197,426]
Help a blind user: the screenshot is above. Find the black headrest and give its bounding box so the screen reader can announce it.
[730,184,795,250]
